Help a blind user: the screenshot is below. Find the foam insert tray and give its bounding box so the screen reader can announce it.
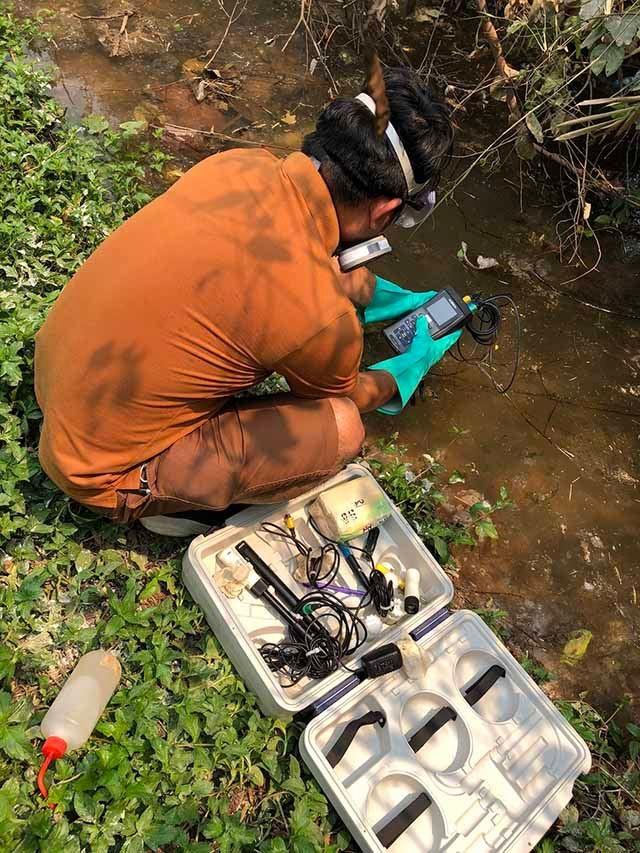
[183,464,590,852]
[183,464,454,717]
[301,610,591,852]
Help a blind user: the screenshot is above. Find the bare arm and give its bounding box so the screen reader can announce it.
[333,263,376,308]
[348,370,397,413]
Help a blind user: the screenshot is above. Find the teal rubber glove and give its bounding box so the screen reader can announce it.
[369,315,462,415]
[361,276,437,325]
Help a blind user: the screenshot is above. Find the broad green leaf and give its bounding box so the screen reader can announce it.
[119,120,146,137]
[469,500,491,517]
[475,519,498,540]
[526,112,544,143]
[202,816,224,839]
[247,764,265,786]
[580,0,605,20]
[74,548,94,572]
[73,790,97,823]
[135,806,154,836]
[281,774,306,796]
[432,535,449,561]
[581,25,605,50]
[605,44,626,76]
[83,114,110,134]
[590,43,610,75]
[515,132,537,161]
[605,13,640,46]
[0,722,31,760]
[260,840,288,853]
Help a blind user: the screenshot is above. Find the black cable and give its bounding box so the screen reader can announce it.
[260,589,368,686]
[260,521,341,588]
[368,569,394,617]
[450,293,521,394]
[308,517,393,618]
[256,520,370,685]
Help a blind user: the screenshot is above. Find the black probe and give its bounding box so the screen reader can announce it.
[245,574,309,641]
[236,540,300,610]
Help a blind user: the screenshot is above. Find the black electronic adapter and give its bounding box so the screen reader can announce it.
[361,643,403,679]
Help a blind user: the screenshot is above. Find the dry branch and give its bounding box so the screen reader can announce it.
[476,0,520,120]
[205,0,247,70]
[532,143,624,197]
[71,9,135,20]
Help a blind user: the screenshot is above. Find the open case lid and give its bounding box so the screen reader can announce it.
[300,610,591,853]
[183,464,454,718]
[183,464,591,852]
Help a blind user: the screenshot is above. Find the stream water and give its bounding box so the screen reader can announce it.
[17,0,639,710]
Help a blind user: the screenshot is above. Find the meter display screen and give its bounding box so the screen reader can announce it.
[383,287,472,354]
[427,295,458,327]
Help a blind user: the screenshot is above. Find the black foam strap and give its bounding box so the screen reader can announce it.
[464,664,506,707]
[326,710,386,768]
[376,793,432,848]
[408,705,457,753]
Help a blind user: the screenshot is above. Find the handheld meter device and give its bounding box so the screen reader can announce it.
[338,236,392,272]
[383,286,472,353]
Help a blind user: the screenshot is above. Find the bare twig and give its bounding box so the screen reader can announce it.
[503,392,576,459]
[112,10,132,58]
[174,13,201,23]
[532,143,622,197]
[204,0,247,70]
[71,9,135,20]
[569,476,580,501]
[475,0,520,120]
[282,0,307,53]
[469,588,528,598]
[156,123,297,152]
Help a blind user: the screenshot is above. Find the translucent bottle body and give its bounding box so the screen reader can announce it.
[40,650,121,750]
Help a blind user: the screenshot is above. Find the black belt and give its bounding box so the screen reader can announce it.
[464,664,506,706]
[376,793,432,848]
[408,705,457,753]
[326,710,386,768]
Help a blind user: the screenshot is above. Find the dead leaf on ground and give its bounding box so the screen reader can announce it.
[415,8,441,20]
[453,489,485,508]
[477,255,499,269]
[139,591,168,609]
[182,57,206,77]
[280,111,297,126]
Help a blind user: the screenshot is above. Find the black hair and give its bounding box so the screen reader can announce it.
[302,67,453,206]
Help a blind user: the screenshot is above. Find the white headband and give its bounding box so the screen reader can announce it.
[355,92,422,196]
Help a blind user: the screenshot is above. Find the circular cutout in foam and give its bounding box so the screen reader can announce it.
[366,773,444,851]
[455,650,517,723]
[401,692,471,773]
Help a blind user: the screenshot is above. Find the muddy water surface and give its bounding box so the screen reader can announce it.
[19,0,640,709]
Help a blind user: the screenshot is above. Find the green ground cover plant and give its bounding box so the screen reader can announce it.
[0,7,637,851]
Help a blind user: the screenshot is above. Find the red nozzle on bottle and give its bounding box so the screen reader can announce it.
[37,736,67,808]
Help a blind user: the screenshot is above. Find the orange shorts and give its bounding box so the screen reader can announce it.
[112,395,343,523]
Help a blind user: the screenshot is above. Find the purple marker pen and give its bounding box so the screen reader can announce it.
[302,582,365,598]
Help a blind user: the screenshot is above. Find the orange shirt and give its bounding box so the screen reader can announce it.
[35,150,363,509]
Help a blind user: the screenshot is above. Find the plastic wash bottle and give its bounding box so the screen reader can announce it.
[38,650,121,804]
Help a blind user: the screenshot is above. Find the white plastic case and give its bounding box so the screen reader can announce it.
[183,465,453,718]
[182,464,591,852]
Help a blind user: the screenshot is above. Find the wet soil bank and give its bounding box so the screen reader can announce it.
[17,0,640,710]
